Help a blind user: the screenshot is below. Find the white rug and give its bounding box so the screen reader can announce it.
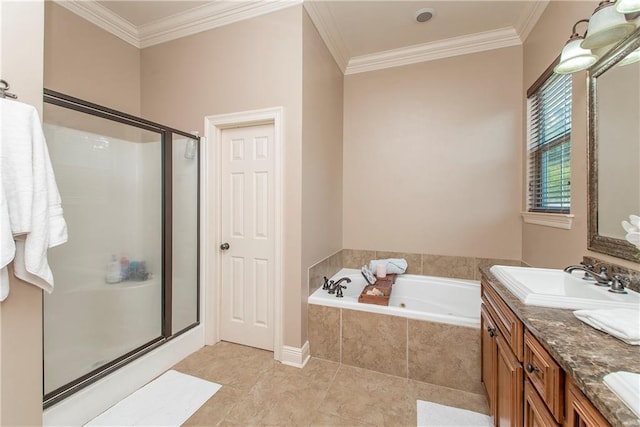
[417,401,492,427]
[85,370,221,426]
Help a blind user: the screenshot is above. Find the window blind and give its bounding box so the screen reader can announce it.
[527,72,572,213]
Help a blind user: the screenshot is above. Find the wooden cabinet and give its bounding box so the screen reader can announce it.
[524,330,563,423]
[481,281,524,427]
[565,378,611,427]
[525,381,560,427]
[482,304,498,417]
[496,334,523,427]
[481,280,609,427]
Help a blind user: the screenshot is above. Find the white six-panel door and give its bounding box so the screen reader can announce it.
[219,124,275,350]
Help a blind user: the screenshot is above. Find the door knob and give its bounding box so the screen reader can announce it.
[220,242,230,250]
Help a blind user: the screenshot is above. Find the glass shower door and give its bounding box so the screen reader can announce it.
[43,102,163,398]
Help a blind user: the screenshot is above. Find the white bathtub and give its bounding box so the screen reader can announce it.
[308,268,480,328]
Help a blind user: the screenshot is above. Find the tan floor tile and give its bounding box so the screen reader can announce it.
[408,379,489,415]
[223,358,338,426]
[308,411,375,427]
[183,385,242,426]
[321,365,413,426]
[172,342,490,427]
[172,341,276,391]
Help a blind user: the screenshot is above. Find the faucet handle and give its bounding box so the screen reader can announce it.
[580,261,594,271]
[327,280,336,294]
[322,276,330,290]
[609,275,629,294]
[598,266,610,280]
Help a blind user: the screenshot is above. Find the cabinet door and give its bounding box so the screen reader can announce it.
[497,335,523,427]
[525,381,560,427]
[565,379,610,427]
[481,304,498,420]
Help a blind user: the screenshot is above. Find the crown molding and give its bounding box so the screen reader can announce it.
[344,27,521,75]
[53,0,302,49]
[514,0,550,43]
[139,0,302,48]
[303,1,349,73]
[53,0,139,47]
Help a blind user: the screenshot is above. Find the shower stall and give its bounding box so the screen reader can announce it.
[42,90,200,407]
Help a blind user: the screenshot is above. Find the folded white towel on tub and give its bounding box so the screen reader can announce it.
[573,308,640,345]
[369,258,408,275]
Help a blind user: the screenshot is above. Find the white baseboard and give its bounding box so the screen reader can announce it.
[43,325,204,426]
[279,341,310,368]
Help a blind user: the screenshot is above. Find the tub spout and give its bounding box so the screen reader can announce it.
[327,277,351,295]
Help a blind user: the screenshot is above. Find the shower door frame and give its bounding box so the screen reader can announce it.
[42,89,201,408]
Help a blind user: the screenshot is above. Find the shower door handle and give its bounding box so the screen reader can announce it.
[220,242,230,251]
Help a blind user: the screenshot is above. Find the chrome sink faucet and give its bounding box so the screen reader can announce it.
[564,265,631,294]
[564,265,611,286]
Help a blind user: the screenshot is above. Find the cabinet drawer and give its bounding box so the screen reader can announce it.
[524,330,563,423]
[482,281,524,360]
[525,381,560,427]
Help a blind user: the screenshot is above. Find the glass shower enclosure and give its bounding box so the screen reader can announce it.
[42,90,200,406]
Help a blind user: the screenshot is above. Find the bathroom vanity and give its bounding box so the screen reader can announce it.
[480,267,640,427]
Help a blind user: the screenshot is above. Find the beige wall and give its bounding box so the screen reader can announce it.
[140,6,306,347]
[343,47,523,260]
[0,1,45,425]
[301,10,344,342]
[44,2,141,115]
[522,0,638,270]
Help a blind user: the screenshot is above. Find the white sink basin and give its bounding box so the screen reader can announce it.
[489,265,640,310]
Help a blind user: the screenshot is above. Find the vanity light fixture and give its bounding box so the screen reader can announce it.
[616,0,640,14]
[581,0,635,49]
[554,19,599,74]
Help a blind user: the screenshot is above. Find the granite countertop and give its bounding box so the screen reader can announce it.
[480,267,640,427]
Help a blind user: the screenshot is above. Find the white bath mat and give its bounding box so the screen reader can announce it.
[417,400,492,427]
[85,370,221,426]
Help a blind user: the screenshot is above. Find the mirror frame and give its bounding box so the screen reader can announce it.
[588,27,640,263]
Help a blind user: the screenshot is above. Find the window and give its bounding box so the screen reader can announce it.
[527,68,572,213]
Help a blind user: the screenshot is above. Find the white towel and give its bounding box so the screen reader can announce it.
[603,371,640,419]
[573,309,640,345]
[0,98,68,301]
[369,258,408,275]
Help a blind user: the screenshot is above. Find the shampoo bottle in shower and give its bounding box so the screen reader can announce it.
[106,254,122,284]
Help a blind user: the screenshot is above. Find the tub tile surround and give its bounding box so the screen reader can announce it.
[374,251,423,274]
[408,320,482,394]
[309,306,481,393]
[422,254,476,280]
[308,250,342,295]
[341,309,408,378]
[308,248,523,295]
[307,304,341,362]
[307,249,520,393]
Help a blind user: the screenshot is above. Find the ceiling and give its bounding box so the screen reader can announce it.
[57,0,550,74]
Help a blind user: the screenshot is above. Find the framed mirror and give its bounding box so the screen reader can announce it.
[588,27,640,262]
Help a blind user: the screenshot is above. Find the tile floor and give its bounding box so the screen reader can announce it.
[173,341,489,426]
